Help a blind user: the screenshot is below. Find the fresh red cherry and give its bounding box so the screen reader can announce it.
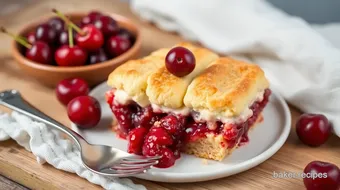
[56,78,89,106]
[296,113,331,146]
[127,127,148,155]
[118,28,135,43]
[106,36,131,57]
[48,17,64,34]
[94,15,119,37]
[0,27,52,64]
[35,23,58,44]
[303,161,340,190]
[25,41,53,64]
[52,9,104,52]
[165,47,196,77]
[76,24,104,51]
[55,45,87,66]
[26,32,36,44]
[80,11,102,27]
[67,96,101,129]
[88,48,109,64]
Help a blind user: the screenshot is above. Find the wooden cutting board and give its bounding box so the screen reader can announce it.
[0,0,339,189]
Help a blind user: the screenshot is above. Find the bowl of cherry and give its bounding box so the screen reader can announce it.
[5,9,141,87]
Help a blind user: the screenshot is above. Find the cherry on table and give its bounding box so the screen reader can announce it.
[88,48,109,64]
[94,15,119,37]
[165,46,196,77]
[80,11,102,27]
[303,161,340,190]
[106,36,131,57]
[67,96,101,129]
[296,113,331,146]
[48,17,64,34]
[35,23,58,44]
[56,78,89,106]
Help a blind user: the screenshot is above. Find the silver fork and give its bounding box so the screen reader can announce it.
[0,90,160,177]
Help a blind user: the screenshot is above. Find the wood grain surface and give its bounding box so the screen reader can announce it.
[0,0,339,189]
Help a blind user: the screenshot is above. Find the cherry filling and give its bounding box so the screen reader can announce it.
[106,89,271,168]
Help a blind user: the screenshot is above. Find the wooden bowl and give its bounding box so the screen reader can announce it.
[11,12,141,87]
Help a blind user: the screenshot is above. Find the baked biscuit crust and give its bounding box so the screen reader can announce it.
[184,57,269,117]
[146,42,219,108]
[107,49,169,106]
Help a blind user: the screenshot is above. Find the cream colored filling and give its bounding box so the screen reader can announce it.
[151,104,191,116]
[113,89,150,107]
[112,89,265,130]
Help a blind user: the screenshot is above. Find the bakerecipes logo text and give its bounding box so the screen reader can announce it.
[272,171,327,179]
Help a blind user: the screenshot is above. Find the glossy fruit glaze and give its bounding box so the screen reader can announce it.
[106,89,271,168]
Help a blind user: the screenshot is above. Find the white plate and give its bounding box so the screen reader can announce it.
[71,82,291,183]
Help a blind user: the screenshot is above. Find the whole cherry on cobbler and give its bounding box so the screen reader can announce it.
[56,78,89,106]
[67,96,101,129]
[296,113,331,146]
[303,161,340,190]
[165,46,196,77]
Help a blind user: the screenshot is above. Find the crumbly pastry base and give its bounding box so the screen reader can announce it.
[183,114,263,161]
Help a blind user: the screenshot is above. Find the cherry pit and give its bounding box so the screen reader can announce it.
[1,9,135,66]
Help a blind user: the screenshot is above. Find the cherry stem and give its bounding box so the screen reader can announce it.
[52,9,86,36]
[0,27,32,49]
[68,25,73,47]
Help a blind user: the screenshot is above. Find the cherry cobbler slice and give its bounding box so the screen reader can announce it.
[105,43,271,168]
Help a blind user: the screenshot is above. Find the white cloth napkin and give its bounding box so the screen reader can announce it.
[0,112,145,190]
[130,0,340,137]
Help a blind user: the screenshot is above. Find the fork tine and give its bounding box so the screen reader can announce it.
[100,168,147,176]
[122,155,162,163]
[111,164,154,171]
[112,161,158,170]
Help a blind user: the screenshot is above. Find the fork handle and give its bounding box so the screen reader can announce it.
[0,89,84,149]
